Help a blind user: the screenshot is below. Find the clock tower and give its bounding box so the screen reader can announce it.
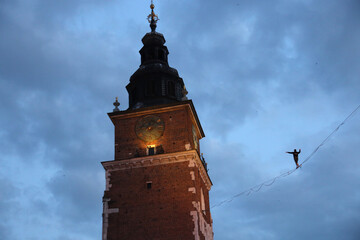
[101,3,213,239]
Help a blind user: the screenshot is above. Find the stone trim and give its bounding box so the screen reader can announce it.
[188,187,196,194]
[191,201,213,240]
[190,171,195,180]
[105,170,112,191]
[190,209,200,240]
[102,198,119,240]
[102,150,212,190]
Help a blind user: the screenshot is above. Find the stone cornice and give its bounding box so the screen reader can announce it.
[107,100,205,138]
[102,150,212,190]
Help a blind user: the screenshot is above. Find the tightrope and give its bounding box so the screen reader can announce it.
[211,103,360,209]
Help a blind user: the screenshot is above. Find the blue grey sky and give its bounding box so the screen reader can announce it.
[1,0,359,239]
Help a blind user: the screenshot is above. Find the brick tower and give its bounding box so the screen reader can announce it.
[101,3,213,239]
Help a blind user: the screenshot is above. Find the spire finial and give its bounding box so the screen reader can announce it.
[147,0,159,32]
[113,97,120,112]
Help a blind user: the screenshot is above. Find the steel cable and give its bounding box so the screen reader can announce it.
[211,103,360,209]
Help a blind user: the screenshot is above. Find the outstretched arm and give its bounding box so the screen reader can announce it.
[299,149,301,153]
[286,152,293,154]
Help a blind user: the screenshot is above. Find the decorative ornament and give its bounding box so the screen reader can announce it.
[147,0,159,32]
[113,97,120,112]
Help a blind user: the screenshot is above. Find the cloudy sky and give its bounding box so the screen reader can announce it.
[1,0,359,239]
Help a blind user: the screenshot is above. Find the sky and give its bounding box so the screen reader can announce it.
[0,0,360,239]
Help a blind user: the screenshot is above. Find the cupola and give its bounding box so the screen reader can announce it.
[126,3,188,109]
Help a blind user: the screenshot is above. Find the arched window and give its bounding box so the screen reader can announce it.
[201,188,206,214]
[148,49,154,60]
[146,80,156,96]
[158,49,164,61]
[131,88,137,104]
[168,81,175,97]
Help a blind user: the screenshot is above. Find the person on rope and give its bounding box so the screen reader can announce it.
[286,149,301,168]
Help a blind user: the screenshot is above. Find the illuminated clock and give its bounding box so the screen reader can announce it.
[192,125,198,150]
[135,115,165,142]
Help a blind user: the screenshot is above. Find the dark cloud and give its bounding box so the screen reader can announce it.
[210,118,360,239]
[1,0,359,239]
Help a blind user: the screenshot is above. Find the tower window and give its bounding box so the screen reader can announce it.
[146,182,152,189]
[146,80,156,96]
[131,88,137,104]
[148,49,154,60]
[158,49,164,61]
[201,188,206,214]
[148,147,155,155]
[147,145,156,155]
[168,81,175,97]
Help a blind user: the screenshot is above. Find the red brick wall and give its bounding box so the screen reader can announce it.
[114,106,200,160]
[104,160,210,240]
[104,104,212,239]
[192,164,212,225]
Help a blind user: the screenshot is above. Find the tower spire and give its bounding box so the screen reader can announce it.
[147,0,159,32]
[126,0,187,109]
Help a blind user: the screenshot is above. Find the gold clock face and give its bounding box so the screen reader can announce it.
[135,115,165,142]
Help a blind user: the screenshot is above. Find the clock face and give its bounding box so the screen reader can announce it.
[192,125,198,150]
[135,115,165,142]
